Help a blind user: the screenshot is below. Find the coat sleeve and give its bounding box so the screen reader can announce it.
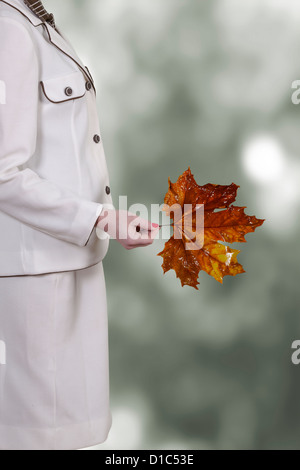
[0,17,103,248]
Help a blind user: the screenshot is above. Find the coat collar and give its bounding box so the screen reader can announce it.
[42,21,96,92]
[0,0,44,26]
[0,0,96,92]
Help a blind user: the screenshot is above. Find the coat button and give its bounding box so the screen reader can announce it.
[65,87,73,97]
[93,134,101,143]
[85,81,92,91]
[105,186,111,195]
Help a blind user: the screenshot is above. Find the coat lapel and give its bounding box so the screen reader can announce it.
[42,22,96,93]
[1,0,96,93]
[0,0,43,25]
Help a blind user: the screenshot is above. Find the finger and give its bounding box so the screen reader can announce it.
[132,240,154,247]
[128,219,150,239]
[134,217,159,232]
[131,235,155,246]
[128,221,144,240]
[138,226,160,240]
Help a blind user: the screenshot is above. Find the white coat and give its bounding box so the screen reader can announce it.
[0,0,114,450]
[0,0,113,276]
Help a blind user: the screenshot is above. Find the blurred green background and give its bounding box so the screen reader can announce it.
[46,0,300,450]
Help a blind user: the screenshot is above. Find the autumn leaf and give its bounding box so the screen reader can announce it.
[157,167,265,289]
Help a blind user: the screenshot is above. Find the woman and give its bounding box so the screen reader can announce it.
[0,0,159,450]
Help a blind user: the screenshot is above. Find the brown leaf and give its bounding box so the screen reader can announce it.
[158,168,265,289]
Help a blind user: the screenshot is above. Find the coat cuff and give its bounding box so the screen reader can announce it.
[69,201,104,247]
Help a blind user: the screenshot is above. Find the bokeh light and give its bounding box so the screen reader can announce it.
[242,135,285,184]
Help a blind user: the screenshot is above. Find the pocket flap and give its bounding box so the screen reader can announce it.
[41,70,86,103]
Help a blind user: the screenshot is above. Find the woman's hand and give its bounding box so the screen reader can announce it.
[96,209,160,250]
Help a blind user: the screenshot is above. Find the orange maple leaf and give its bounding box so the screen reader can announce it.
[157,168,265,289]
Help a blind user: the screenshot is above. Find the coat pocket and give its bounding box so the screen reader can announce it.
[40,70,87,103]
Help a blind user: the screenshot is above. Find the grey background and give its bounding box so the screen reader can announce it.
[46,0,300,450]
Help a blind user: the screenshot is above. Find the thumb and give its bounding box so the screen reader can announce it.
[134,218,159,232]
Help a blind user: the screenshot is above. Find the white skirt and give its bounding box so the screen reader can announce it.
[0,261,112,450]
